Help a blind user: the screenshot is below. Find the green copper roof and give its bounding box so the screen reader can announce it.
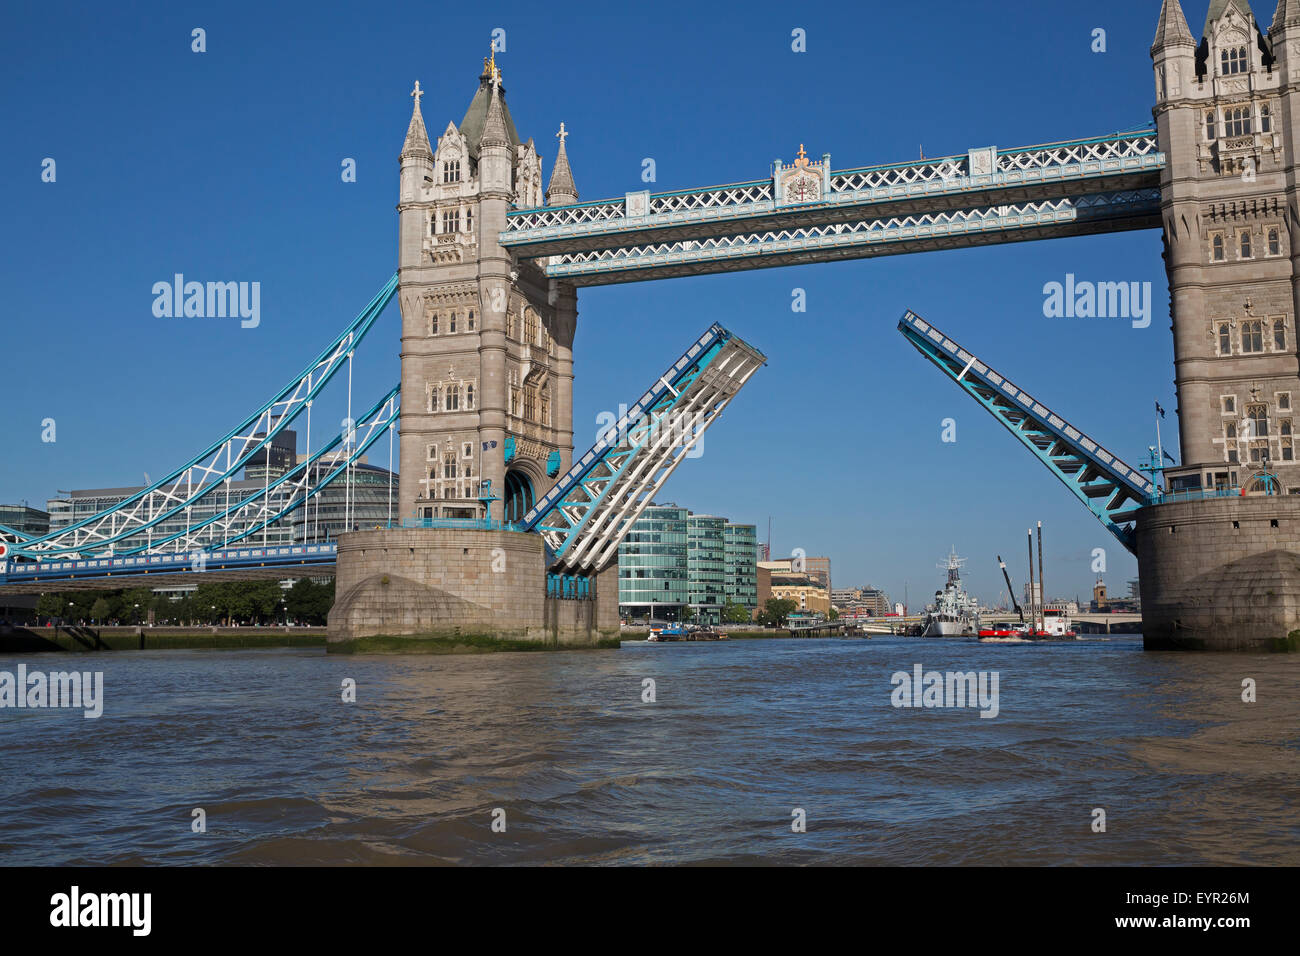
[459,67,521,161]
[1205,0,1258,35]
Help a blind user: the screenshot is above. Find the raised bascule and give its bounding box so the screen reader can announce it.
[3,2,1300,650]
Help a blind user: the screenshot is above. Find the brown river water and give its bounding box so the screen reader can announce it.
[1,635,1297,865]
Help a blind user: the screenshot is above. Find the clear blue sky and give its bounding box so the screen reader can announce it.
[1,0,1201,606]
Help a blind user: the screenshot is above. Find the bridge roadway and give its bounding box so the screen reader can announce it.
[0,543,337,593]
[500,130,1164,284]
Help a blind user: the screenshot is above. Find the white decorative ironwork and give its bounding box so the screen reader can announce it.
[501,132,1162,248]
[541,190,1161,281]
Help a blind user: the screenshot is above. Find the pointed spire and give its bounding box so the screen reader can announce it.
[546,123,578,205]
[480,73,510,150]
[1205,0,1256,35]
[1152,0,1194,53]
[1274,0,1300,32]
[402,80,432,159]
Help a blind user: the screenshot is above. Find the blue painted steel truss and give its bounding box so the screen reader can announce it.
[522,323,766,572]
[5,275,399,560]
[898,310,1154,552]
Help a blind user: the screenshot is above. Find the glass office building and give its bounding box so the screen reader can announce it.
[617,505,757,624]
[617,505,689,621]
[687,515,727,624]
[723,523,759,611]
[0,504,50,537]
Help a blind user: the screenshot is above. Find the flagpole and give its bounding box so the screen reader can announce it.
[1156,410,1163,467]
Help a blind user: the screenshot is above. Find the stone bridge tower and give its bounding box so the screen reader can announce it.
[396,53,578,525]
[1153,0,1300,491]
[1139,0,1300,650]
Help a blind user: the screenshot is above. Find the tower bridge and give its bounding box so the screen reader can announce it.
[5,1,1300,650]
[499,131,1165,285]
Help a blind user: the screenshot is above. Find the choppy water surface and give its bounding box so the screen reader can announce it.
[1,636,1297,865]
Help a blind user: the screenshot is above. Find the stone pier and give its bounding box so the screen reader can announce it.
[327,527,619,652]
[1135,495,1300,651]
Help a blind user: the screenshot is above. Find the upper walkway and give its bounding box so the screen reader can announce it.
[500,130,1164,284]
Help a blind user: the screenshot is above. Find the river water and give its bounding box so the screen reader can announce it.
[1,635,1297,865]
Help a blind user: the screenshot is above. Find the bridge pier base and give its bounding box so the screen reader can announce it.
[1135,497,1300,651]
[327,528,619,652]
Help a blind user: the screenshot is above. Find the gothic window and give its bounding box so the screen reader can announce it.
[1261,103,1273,133]
[1212,234,1225,261]
[1242,319,1264,353]
[540,384,550,427]
[449,313,457,333]
[464,461,473,477]
[1222,47,1247,76]
[523,385,537,422]
[442,208,460,233]
[466,207,474,233]
[443,452,458,479]
[443,487,452,499]
[1223,395,1237,415]
[443,160,461,183]
[468,309,476,331]
[524,309,538,345]
[465,383,474,409]
[506,311,515,339]
[1248,404,1269,438]
[1226,105,1252,136]
[429,214,436,235]
[1219,323,1231,354]
[446,384,460,411]
[428,386,439,412]
[1282,419,1293,435]
[463,443,473,457]
[1227,422,1238,438]
[1280,393,1293,411]
[1205,110,1217,141]
[1240,230,1252,259]
[1275,319,1287,351]
[1285,442,1294,461]
[431,313,439,335]
[1269,227,1281,256]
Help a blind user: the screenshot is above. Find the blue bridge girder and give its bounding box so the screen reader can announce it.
[500,130,1163,285]
[522,323,766,573]
[898,310,1155,553]
[2,275,401,562]
[0,544,338,593]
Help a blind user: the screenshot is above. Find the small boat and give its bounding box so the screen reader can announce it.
[647,623,687,642]
[978,625,1024,639]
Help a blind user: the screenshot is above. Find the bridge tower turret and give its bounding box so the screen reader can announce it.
[1137,0,1300,651]
[1152,0,1300,490]
[394,53,576,526]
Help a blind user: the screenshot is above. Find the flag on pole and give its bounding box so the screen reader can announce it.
[1155,401,1166,418]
